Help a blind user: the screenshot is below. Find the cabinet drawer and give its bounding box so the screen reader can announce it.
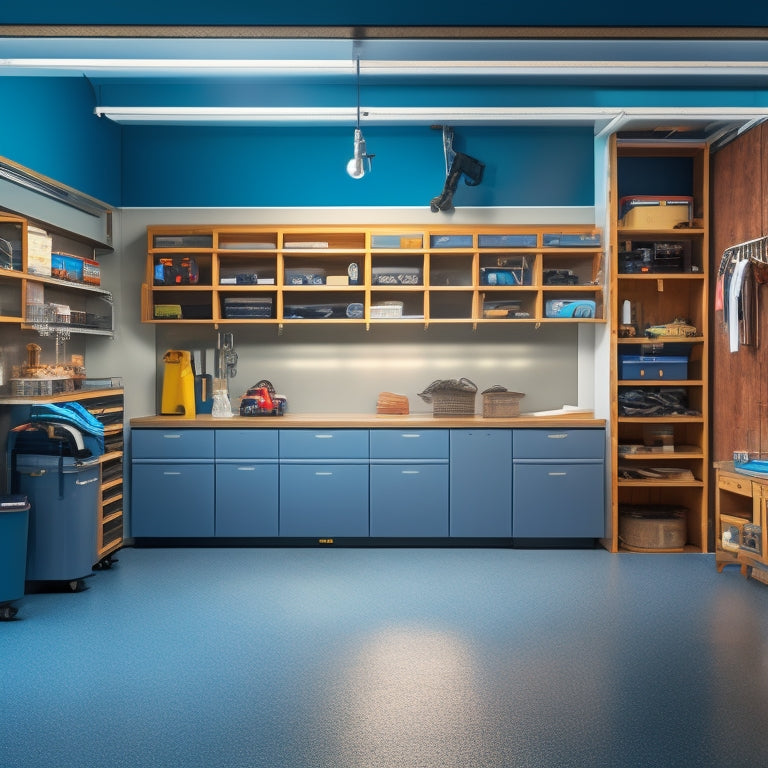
[279,429,369,459]
[718,473,752,497]
[132,428,214,459]
[513,428,604,460]
[215,429,278,459]
[370,429,448,459]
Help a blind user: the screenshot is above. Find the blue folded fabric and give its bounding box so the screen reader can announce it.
[29,402,105,455]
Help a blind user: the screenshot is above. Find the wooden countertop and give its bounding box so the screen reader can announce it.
[130,411,605,429]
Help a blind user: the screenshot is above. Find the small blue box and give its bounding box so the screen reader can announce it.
[543,233,602,247]
[430,234,473,248]
[619,355,688,380]
[479,234,538,248]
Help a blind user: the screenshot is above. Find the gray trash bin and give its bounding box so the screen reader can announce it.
[0,497,30,619]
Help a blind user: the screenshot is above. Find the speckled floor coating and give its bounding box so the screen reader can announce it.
[2,546,768,768]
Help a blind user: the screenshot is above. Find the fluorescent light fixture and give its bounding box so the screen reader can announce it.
[94,106,358,124]
[93,105,768,134]
[10,57,768,78]
[0,156,110,217]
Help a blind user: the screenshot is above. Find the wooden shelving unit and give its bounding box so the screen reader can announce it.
[142,224,605,327]
[0,213,114,336]
[608,138,710,553]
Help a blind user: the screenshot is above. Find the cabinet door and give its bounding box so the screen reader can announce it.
[450,429,512,537]
[513,462,604,538]
[131,463,214,537]
[215,463,278,536]
[279,464,369,537]
[370,464,449,537]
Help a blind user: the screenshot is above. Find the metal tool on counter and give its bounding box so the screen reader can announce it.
[212,332,237,418]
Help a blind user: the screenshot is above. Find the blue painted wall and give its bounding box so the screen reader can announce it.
[3,1,767,26]
[120,125,595,208]
[0,78,121,205]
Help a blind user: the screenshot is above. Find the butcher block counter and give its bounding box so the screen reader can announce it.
[129,411,606,542]
[130,411,604,429]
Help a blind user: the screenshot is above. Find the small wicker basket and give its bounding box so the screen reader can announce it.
[431,390,477,417]
[418,378,478,417]
[482,390,525,418]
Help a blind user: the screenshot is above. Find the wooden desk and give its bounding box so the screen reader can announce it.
[714,462,768,583]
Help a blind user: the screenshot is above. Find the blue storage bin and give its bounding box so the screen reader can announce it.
[429,234,473,248]
[14,455,99,583]
[619,355,689,380]
[0,499,29,619]
[543,232,602,247]
[478,234,538,248]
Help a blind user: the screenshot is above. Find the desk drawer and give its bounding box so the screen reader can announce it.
[132,429,214,459]
[215,429,278,459]
[513,428,604,460]
[719,473,752,497]
[370,429,448,460]
[279,429,369,459]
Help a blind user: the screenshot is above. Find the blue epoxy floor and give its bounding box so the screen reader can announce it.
[2,546,768,768]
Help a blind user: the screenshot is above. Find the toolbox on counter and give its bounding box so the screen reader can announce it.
[619,355,689,380]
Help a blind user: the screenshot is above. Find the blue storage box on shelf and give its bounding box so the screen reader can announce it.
[543,232,602,247]
[429,234,473,248]
[619,355,689,380]
[544,299,596,318]
[478,234,538,248]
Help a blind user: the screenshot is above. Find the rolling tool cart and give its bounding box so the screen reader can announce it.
[0,495,30,620]
[9,423,100,593]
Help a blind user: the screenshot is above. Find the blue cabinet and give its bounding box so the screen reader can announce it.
[450,429,512,537]
[370,429,449,537]
[132,462,215,537]
[512,429,605,539]
[131,429,215,537]
[279,429,369,537]
[215,430,278,537]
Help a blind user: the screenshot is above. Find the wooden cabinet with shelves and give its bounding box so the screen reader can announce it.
[0,213,114,336]
[608,139,710,553]
[143,224,604,327]
[715,463,768,584]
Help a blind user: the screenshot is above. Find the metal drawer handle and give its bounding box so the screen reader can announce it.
[162,434,182,439]
[546,433,568,439]
[548,471,568,476]
[315,471,333,476]
[401,470,420,475]
[314,434,334,439]
[163,471,182,476]
[237,466,256,471]
[75,477,99,486]
[401,434,421,438]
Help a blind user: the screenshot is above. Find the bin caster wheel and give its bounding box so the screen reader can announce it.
[0,605,19,621]
[68,579,87,593]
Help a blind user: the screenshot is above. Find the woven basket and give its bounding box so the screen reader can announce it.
[482,391,524,418]
[430,390,476,417]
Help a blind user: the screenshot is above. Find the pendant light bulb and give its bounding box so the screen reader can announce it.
[347,128,367,179]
